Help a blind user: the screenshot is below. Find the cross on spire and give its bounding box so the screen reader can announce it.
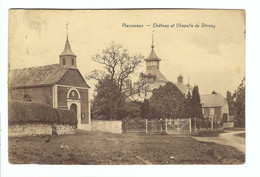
[66,23,70,37]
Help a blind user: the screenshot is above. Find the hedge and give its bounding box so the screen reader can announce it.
[8,100,77,125]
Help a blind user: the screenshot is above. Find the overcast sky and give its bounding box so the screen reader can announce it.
[9,9,245,97]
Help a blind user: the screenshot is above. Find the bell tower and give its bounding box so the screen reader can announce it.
[59,35,77,68]
[144,33,161,72]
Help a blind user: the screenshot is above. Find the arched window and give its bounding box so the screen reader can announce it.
[71,58,74,65]
[63,58,66,65]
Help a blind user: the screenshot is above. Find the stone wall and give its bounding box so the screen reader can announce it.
[91,121,122,134]
[9,123,75,137]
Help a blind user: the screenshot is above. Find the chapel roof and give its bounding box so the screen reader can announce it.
[9,64,89,88]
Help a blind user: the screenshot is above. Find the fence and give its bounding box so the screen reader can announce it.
[122,118,192,134]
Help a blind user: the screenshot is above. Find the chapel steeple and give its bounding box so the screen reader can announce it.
[59,25,77,68]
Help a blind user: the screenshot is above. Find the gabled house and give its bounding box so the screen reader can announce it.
[200,93,229,122]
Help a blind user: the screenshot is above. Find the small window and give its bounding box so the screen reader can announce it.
[71,58,74,65]
[63,58,66,65]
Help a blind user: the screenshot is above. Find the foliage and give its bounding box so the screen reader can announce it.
[89,42,146,120]
[8,100,77,125]
[185,90,193,118]
[140,99,151,120]
[122,118,146,132]
[149,82,186,119]
[56,109,77,125]
[226,90,236,116]
[189,85,203,119]
[233,77,245,127]
[91,76,122,120]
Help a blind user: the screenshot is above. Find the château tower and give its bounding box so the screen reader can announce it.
[59,35,77,68]
[144,35,168,83]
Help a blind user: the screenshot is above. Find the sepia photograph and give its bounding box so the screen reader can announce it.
[7,9,245,165]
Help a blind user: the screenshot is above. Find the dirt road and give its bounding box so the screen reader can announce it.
[193,130,245,154]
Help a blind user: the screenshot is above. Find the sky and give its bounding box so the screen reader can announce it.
[8,9,245,97]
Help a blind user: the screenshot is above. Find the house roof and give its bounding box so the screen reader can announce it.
[60,36,76,56]
[9,64,89,88]
[174,83,193,95]
[200,94,227,108]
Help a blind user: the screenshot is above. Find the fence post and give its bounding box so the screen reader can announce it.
[194,118,197,132]
[145,119,148,134]
[189,118,192,133]
[177,118,180,134]
[165,118,168,133]
[210,116,214,131]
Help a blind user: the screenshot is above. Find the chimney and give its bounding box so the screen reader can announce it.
[177,74,183,84]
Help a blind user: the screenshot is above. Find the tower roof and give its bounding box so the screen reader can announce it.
[60,36,76,56]
[144,38,161,61]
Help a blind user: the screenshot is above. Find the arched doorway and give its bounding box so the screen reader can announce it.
[67,88,81,129]
[70,103,78,127]
[70,103,77,113]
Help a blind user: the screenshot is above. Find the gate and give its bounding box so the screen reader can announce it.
[166,118,192,134]
[122,118,192,134]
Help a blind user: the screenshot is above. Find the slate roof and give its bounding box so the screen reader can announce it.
[174,83,193,95]
[9,64,89,88]
[200,94,227,108]
[144,70,168,82]
[60,36,76,56]
[144,45,161,61]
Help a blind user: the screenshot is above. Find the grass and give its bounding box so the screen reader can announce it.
[9,130,245,165]
[235,133,245,138]
[192,130,224,137]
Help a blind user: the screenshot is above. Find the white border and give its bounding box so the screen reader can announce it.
[1,0,260,177]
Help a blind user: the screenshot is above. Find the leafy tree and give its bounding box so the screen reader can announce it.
[185,90,193,118]
[233,77,245,127]
[149,82,186,119]
[91,76,122,120]
[89,42,145,120]
[190,85,203,119]
[140,99,151,120]
[226,90,235,116]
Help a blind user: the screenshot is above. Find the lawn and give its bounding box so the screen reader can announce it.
[235,132,245,138]
[9,130,245,165]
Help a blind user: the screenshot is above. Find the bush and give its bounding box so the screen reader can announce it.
[56,109,77,125]
[8,100,77,125]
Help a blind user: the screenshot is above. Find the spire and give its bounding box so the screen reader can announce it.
[151,32,154,48]
[144,32,161,61]
[60,23,76,56]
[60,34,76,56]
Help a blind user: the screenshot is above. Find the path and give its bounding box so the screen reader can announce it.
[193,130,245,154]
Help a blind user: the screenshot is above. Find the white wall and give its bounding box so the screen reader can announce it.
[91,120,122,134]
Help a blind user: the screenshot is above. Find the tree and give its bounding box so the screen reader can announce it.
[233,77,245,127]
[226,90,235,116]
[149,82,186,119]
[91,76,122,120]
[185,90,193,118]
[140,99,151,119]
[88,42,145,120]
[190,85,203,119]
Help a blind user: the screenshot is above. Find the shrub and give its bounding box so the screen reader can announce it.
[8,100,77,125]
[56,109,77,125]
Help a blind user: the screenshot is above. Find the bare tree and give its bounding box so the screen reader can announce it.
[88,41,147,100]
